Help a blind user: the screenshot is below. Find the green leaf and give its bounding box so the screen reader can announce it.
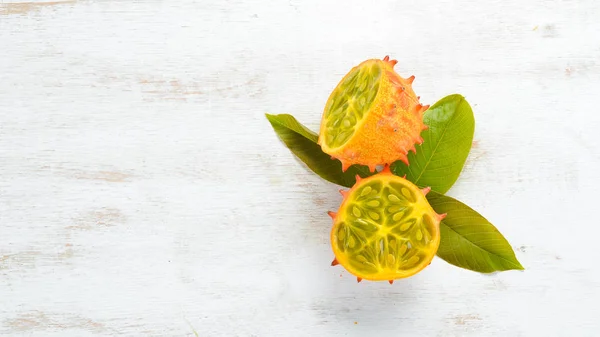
[265,113,372,187]
[426,191,524,272]
[391,94,475,194]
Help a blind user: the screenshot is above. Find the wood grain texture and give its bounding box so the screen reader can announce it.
[1,0,599,336]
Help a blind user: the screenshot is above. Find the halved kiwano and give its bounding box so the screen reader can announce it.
[329,166,445,283]
[318,56,429,172]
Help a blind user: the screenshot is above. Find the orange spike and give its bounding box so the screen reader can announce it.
[399,155,410,166]
[389,59,398,66]
[410,145,417,153]
[438,213,447,220]
[341,161,351,172]
[402,174,407,179]
[355,174,362,183]
[421,187,431,195]
[421,104,430,113]
[407,75,415,83]
[389,280,394,285]
[368,164,377,173]
[422,124,429,131]
[339,189,349,197]
[417,136,424,144]
[331,156,336,160]
[381,164,392,174]
[413,104,421,114]
[383,55,390,62]
[357,277,362,283]
[327,211,337,219]
[417,96,421,100]
[331,258,339,266]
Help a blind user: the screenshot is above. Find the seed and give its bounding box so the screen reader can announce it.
[406,255,420,267]
[424,229,431,243]
[333,117,343,127]
[398,244,408,257]
[388,205,403,213]
[343,119,351,128]
[401,188,412,200]
[372,65,381,79]
[387,254,395,265]
[359,78,368,91]
[336,130,353,144]
[337,227,345,238]
[367,200,380,207]
[360,186,372,197]
[422,214,434,229]
[388,194,401,203]
[331,105,344,117]
[348,114,357,125]
[400,222,412,231]
[357,255,367,263]
[326,118,336,128]
[339,126,351,138]
[353,218,377,232]
[392,211,405,221]
[368,211,380,220]
[343,71,359,86]
[330,96,343,110]
[352,207,362,217]
[325,106,333,118]
[348,236,356,248]
[416,229,423,241]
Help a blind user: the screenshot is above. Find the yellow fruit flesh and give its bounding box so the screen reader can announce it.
[323,61,382,149]
[331,170,441,281]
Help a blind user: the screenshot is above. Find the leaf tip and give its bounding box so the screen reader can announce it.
[514,260,525,271]
[265,113,276,123]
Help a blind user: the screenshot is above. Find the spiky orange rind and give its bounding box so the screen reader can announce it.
[329,166,443,282]
[318,56,428,172]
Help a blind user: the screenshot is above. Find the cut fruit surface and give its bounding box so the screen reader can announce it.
[323,62,382,149]
[318,56,429,172]
[329,166,443,282]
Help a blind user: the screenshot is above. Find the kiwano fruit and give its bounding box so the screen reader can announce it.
[329,165,445,283]
[318,56,429,172]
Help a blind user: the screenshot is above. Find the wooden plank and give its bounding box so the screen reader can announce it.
[1,0,599,335]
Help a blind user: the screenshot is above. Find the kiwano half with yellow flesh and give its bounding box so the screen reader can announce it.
[318,56,429,172]
[329,166,445,283]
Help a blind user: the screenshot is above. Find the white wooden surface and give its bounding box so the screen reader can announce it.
[1,0,599,336]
